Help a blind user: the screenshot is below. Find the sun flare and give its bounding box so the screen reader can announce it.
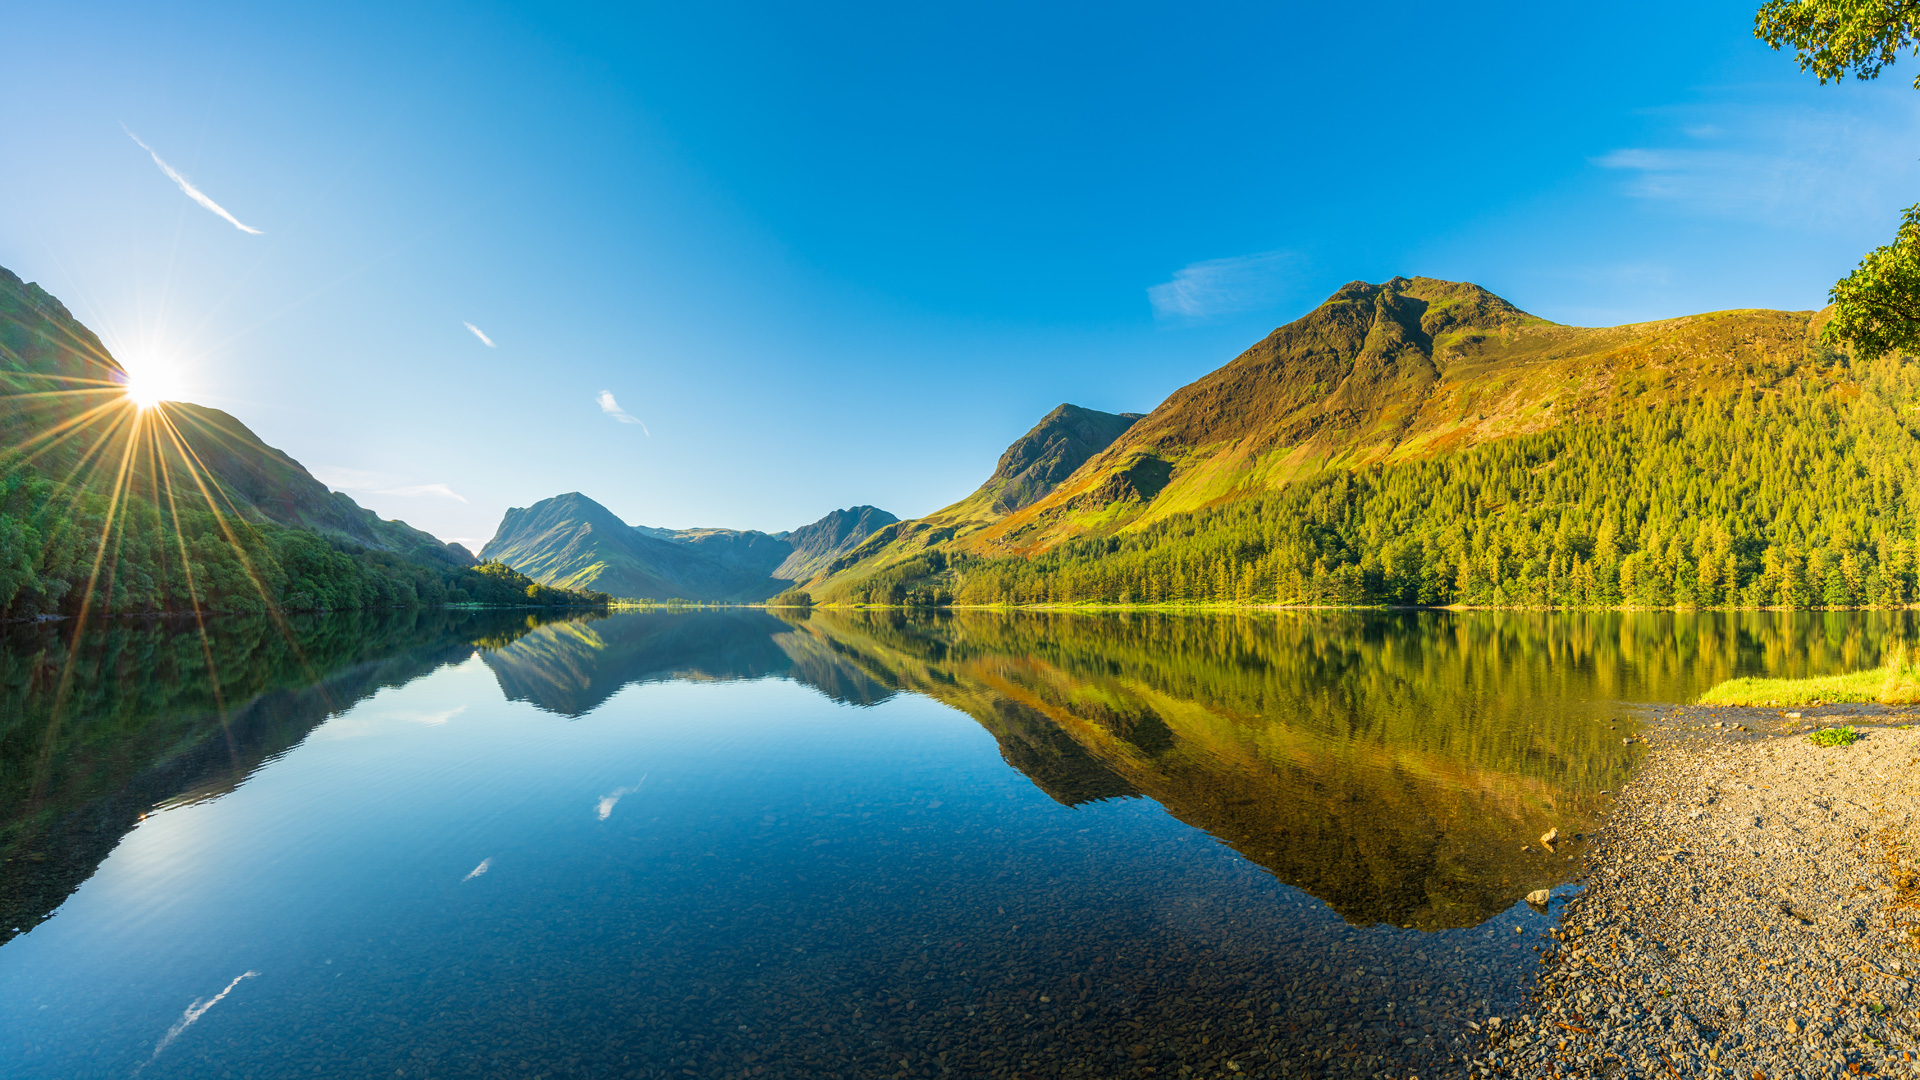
[120,362,181,410]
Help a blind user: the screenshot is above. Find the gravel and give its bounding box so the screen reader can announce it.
[1469,708,1920,1079]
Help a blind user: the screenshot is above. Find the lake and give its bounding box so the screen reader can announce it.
[2,607,1911,1079]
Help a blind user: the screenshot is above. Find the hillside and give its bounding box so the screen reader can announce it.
[774,505,898,582]
[479,492,896,602]
[816,276,1920,607]
[0,265,603,617]
[0,267,468,568]
[804,403,1141,600]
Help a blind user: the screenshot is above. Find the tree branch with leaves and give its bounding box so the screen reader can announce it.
[1755,1,1920,355]
[1827,204,1920,358]
[1756,0,1920,86]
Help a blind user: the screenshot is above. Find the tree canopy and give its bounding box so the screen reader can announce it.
[1755,0,1920,87]
[1828,203,1920,359]
[1756,0,1920,356]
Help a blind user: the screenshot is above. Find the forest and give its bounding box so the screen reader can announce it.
[846,354,1920,609]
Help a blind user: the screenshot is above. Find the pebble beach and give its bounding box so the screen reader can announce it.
[1471,708,1920,1079]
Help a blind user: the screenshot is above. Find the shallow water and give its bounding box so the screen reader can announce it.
[1,607,1911,1078]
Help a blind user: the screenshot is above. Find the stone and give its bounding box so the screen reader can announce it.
[1540,828,1559,847]
[1527,889,1550,906]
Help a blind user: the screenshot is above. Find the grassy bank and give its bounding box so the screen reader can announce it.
[1697,643,1920,705]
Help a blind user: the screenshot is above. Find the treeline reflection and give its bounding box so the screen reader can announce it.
[0,607,591,943]
[4,607,1911,943]
[477,606,1916,928]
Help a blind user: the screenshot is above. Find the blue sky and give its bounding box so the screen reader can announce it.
[3,1,1916,547]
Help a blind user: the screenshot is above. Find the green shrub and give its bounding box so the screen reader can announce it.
[1807,726,1858,747]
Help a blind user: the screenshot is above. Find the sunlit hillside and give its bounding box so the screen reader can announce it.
[816,277,1920,608]
[0,267,605,618]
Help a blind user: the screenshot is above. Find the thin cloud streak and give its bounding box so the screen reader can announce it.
[1148,250,1306,319]
[596,390,650,435]
[139,971,260,1072]
[122,126,263,235]
[312,468,467,502]
[464,322,496,347]
[1592,98,1920,231]
[378,483,467,502]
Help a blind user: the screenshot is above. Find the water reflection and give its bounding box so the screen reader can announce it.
[479,608,895,715]
[0,607,590,944]
[1,607,1913,1079]
[475,607,1916,929]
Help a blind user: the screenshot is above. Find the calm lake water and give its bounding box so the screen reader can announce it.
[1,607,1912,1079]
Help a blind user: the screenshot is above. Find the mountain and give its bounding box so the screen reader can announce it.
[966,404,1145,517]
[774,504,898,582]
[479,492,783,602]
[816,276,1920,607]
[0,265,605,617]
[802,403,1140,599]
[1,266,468,569]
[478,493,897,602]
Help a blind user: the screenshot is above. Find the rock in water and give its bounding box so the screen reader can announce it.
[1540,827,1559,847]
[1527,889,1550,906]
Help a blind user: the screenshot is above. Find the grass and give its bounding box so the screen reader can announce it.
[1695,642,1920,707]
[1807,726,1859,747]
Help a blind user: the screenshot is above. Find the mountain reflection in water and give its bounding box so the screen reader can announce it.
[0,607,575,945]
[475,607,1913,930]
[2,607,1912,1079]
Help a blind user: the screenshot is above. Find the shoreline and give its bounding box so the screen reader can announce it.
[1470,705,1920,1078]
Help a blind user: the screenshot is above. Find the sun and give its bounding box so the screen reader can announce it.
[120,360,181,410]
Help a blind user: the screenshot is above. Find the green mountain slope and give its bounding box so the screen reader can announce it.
[804,403,1141,600]
[0,265,602,616]
[817,276,1920,607]
[1,267,467,567]
[479,493,897,602]
[969,403,1144,516]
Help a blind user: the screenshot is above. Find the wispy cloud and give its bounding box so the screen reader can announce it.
[597,390,650,435]
[1147,250,1306,319]
[1593,98,1920,231]
[463,858,492,882]
[381,483,468,502]
[138,971,259,1072]
[464,322,495,347]
[123,126,263,235]
[597,775,646,821]
[313,468,467,502]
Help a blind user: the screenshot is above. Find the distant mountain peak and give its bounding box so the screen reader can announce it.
[776,506,900,583]
[984,404,1143,515]
[479,495,899,601]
